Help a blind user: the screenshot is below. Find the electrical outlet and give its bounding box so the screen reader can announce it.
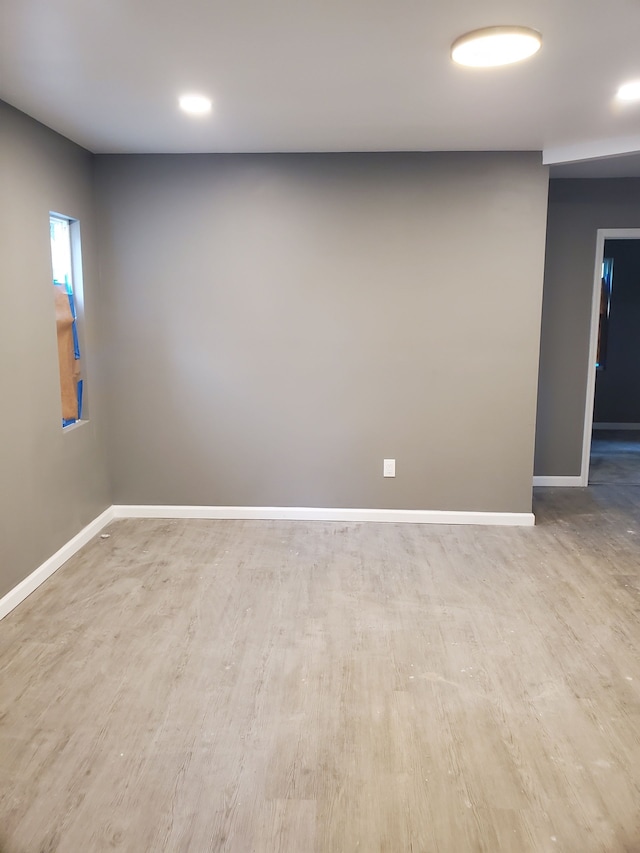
[383,458,396,477]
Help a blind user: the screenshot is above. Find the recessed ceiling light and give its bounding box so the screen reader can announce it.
[451,26,542,68]
[179,94,212,116]
[616,80,640,102]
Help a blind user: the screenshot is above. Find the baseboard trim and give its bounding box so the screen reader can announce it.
[112,504,535,527]
[592,423,640,430]
[0,506,115,621]
[533,475,585,487]
[0,502,535,622]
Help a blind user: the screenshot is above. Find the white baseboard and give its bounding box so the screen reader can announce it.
[533,475,585,487]
[0,506,115,621]
[0,502,535,622]
[592,423,640,430]
[113,504,535,527]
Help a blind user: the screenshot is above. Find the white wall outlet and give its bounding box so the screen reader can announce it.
[383,458,396,477]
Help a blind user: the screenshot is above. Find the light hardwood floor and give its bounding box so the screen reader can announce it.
[1,487,640,852]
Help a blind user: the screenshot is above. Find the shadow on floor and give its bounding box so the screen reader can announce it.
[590,429,640,485]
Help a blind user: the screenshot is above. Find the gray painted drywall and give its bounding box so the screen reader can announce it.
[593,240,640,423]
[96,152,548,513]
[0,102,110,598]
[534,180,640,477]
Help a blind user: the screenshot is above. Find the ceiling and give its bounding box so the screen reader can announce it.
[2,0,640,174]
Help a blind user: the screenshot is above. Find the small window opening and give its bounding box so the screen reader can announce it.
[50,214,83,426]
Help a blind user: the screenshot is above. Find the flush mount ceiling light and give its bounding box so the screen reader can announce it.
[178,94,212,115]
[616,80,640,102]
[451,26,542,68]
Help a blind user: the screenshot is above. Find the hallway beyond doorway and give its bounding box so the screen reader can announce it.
[590,428,640,484]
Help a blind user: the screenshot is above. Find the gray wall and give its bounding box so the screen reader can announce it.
[0,102,111,597]
[535,180,640,477]
[593,239,640,423]
[96,152,549,513]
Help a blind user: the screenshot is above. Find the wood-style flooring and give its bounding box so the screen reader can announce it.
[1,487,640,852]
[590,429,640,485]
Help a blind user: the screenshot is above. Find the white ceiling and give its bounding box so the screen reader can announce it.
[2,0,640,173]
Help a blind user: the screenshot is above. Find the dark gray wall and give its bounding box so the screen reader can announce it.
[0,102,111,597]
[96,152,549,513]
[593,239,640,423]
[535,180,640,477]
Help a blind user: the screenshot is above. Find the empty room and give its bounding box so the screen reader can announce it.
[1,1,640,851]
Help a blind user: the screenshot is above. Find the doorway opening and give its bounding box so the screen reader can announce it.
[583,230,640,485]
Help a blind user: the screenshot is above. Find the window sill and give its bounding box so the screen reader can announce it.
[62,419,88,433]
